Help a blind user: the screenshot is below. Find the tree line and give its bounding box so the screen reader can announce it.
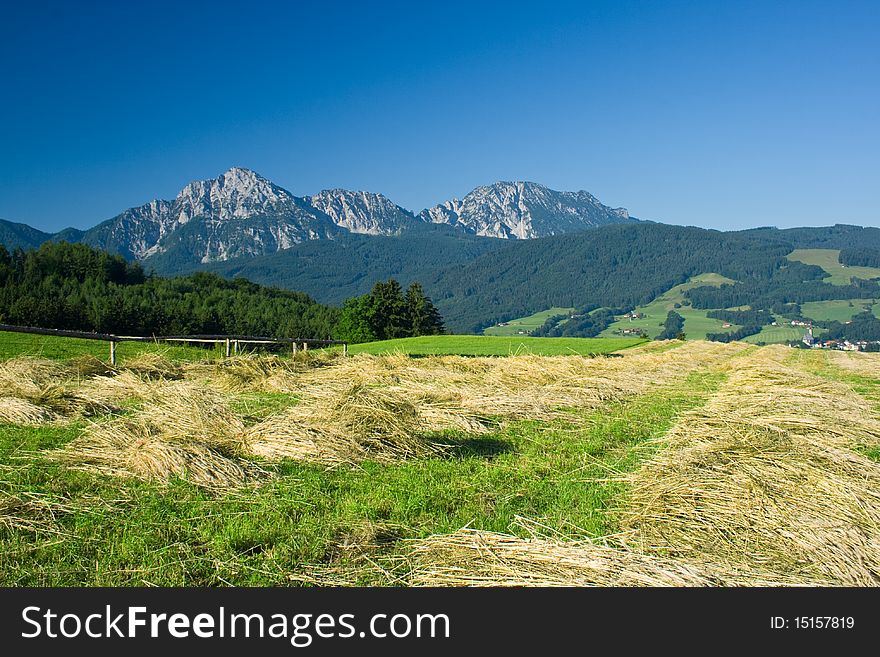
[0,242,444,343]
[840,248,880,269]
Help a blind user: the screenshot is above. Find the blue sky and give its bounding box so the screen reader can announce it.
[1,0,877,232]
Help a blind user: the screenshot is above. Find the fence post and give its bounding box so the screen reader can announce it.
[343,342,348,357]
[109,340,117,366]
[302,341,308,353]
[292,341,297,356]
[225,338,231,358]
[233,340,239,355]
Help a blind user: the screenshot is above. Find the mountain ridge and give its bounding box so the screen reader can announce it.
[0,168,635,267]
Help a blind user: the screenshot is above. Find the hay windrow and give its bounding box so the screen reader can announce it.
[244,384,446,464]
[403,529,808,587]
[58,418,263,489]
[619,349,880,586]
[77,370,165,406]
[139,382,246,453]
[0,357,77,410]
[826,350,880,379]
[0,397,60,426]
[401,345,880,587]
[121,352,183,380]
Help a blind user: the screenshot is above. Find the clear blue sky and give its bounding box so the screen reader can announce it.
[1,0,877,232]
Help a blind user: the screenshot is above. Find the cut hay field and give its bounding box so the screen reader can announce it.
[345,335,644,356]
[741,325,807,344]
[1,335,879,587]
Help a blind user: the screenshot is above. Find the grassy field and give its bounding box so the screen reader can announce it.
[800,299,880,322]
[741,325,807,344]
[1,335,879,587]
[482,307,574,336]
[346,335,644,356]
[787,249,880,285]
[0,330,220,362]
[599,273,739,340]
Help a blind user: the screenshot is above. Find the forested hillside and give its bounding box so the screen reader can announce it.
[195,224,504,305]
[0,242,340,337]
[426,223,792,332]
[736,224,880,250]
[840,247,880,268]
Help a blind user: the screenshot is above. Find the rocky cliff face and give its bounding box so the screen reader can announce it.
[419,181,632,239]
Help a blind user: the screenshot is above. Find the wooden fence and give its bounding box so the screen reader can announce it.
[0,323,348,364]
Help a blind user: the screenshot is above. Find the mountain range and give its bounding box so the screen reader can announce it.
[0,167,635,266]
[3,168,879,334]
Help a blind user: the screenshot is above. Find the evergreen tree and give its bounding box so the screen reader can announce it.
[405,282,445,336]
[656,310,685,340]
[366,279,409,340]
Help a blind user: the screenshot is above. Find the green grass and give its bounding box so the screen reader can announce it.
[0,369,724,586]
[599,273,739,340]
[482,307,575,336]
[0,330,220,363]
[741,325,807,344]
[346,335,645,356]
[787,249,880,285]
[800,299,880,323]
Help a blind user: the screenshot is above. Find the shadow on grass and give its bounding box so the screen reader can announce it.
[438,436,515,459]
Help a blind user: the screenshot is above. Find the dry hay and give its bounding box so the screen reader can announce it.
[58,380,258,488]
[121,352,183,380]
[186,352,339,394]
[69,354,115,377]
[138,381,246,453]
[287,341,746,432]
[404,528,803,587]
[0,357,75,409]
[244,384,446,464]
[76,370,166,406]
[185,355,297,394]
[620,348,880,586]
[0,492,72,534]
[401,345,880,587]
[0,397,60,425]
[0,356,119,420]
[826,350,880,379]
[242,342,746,466]
[59,417,262,489]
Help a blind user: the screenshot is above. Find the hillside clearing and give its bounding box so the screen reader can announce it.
[787,249,880,285]
[482,308,575,336]
[599,273,739,340]
[800,299,880,322]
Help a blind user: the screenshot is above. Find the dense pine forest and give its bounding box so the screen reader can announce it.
[840,247,880,268]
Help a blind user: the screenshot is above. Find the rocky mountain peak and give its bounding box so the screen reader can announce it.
[419,180,634,239]
[172,167,295,224]
[306,189,414,235]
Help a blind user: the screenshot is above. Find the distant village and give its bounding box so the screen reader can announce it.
[493,309,880,350]
[799,325,878,351]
